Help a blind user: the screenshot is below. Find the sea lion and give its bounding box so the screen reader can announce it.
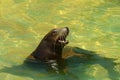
[25,27,69,73]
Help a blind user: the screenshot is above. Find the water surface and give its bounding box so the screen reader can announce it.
[0,0,120,80]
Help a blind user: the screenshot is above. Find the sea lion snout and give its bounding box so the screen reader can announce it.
[59,27,69,35]
[56,27,69,45]
[60,27,69,34]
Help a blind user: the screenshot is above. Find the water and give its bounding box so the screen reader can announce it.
[0,0,120,80]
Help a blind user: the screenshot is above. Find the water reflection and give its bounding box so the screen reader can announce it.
[0,46,119,80]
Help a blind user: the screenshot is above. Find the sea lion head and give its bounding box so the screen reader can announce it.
[25,27,70,74]
[43,27,69,46]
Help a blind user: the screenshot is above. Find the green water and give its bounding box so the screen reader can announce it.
[0,0,120,80]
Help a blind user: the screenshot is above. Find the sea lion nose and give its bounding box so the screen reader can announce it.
[60,27,69,35]
[65,27,69,32]
[62,27,69,31]
[64,27,69,34]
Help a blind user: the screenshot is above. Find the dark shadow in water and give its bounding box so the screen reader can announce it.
[65,47,120,80]
[0,46,119,80]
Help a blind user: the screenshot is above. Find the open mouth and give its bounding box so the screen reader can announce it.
[58,38,68,44]
[55,27,69,44]
[57,35,69,44]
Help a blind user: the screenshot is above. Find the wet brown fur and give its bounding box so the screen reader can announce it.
[26,27,69,63]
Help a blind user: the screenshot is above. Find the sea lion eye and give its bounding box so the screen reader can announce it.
[52,29,58,33]
[52,29,58,36]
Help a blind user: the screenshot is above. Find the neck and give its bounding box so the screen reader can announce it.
[54,45,64,60]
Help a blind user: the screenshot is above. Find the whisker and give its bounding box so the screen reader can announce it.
[63,32,66,40]
[64,32,67,37]
[61,33,66,46]
[60,35,62,41]
[62,34,64,40]
[53,36,59,52]
[60,36,63,46]
[52,43,55,53]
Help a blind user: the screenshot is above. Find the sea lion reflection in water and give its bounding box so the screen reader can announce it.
[25,27,69,73]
